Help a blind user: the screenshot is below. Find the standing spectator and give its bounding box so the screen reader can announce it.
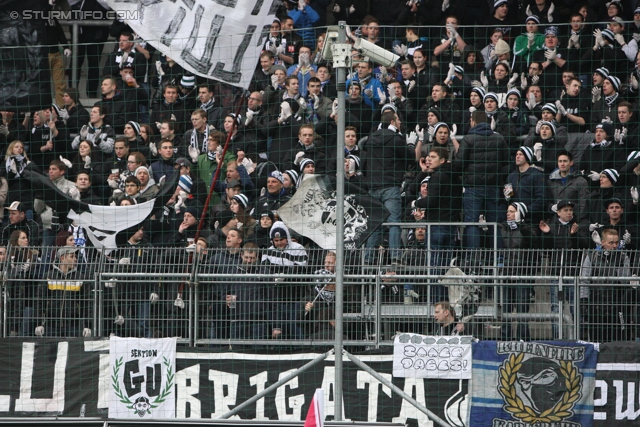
[546,150,591,222]
[95,77,131,133]
[34,160,80,246]
[45,14,71,107]
[555,77,589,133]
[197,84,227,131]
[362,111,417,263]
[283,0,319,50]
[72,106,116,156]
[149,140,176,183]
[580,229,633,342]
[346,61,384,109]
[414,146,462,291]
[61,88,90,135]
[28,108,68,172]
[252,171,292,217]
[71,1,110,96]
[504,146,545,223]
[1,201,41,247]
[499,202,537,341]
[151,85,188,134]
[109,226,158,338]
[454,110,510,251]
[429,301,464,335]
[38,247,91,337]
[262,221,308,340]
[539,200,590,339]
[102,31,147,83]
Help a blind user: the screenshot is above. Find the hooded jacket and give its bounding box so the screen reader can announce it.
[261,221,308,270]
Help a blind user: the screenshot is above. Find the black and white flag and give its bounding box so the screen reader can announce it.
[104,0,278,89]
[24,163,178,250]
[278,175,390,250]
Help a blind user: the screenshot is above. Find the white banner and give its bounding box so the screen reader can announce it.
[393,334,473,380]
[104,0,278,89]
[109,337,177,419]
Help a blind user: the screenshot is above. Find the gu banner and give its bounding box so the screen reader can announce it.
[109,337,177,419]
[0,0,52,112]
[469,341,597,427]
[278,175,390,250]
[393,334,472,380]
[104,0,278,89]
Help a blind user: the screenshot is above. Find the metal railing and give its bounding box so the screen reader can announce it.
[2,244,638,345]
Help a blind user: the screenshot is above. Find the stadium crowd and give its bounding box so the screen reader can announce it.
[1,0,640,343]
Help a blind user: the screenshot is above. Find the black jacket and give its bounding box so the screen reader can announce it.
[362,126,415,189]
[454,122,510,186]
[414,163,462,221]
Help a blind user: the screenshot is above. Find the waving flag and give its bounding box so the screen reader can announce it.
[24,162,178,250]
[304,388,325,427]
[278,175,390,250]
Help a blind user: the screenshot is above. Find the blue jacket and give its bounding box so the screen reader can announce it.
[288,6,319,49]
[345,74,383,109]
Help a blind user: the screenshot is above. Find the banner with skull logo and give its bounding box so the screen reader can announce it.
[109,337,177,418]
[277,175,390,250]
[468,340,597,427]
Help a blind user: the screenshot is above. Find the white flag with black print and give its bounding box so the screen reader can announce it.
[109,337,177,419]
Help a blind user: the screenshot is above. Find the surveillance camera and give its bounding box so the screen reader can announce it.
[321,26,340,60]
[352,38,399,68]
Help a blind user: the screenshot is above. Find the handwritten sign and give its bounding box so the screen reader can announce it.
[393,334,472,379]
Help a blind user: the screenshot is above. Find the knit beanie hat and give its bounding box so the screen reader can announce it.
[178,174,193,193]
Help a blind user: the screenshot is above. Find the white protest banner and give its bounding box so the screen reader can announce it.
[393,334,472,380]
[105,0,278,89]
[109,337,177,419]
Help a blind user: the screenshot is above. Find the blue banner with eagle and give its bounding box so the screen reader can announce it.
[468,340,597,427]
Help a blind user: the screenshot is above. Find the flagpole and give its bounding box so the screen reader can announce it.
[175,94,246,301]
[333,20,347,421]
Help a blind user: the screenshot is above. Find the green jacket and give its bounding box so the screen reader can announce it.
[513,33,545,65]
[193,151,236,204]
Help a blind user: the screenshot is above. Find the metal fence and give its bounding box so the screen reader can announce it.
[2,244,638,345]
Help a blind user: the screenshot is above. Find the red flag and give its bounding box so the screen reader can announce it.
[304,388,324,427]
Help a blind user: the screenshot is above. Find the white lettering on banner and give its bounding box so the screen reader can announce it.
[83,340,110,409]
[320,367,349,421]
[177,365,201,418]
[104,0,277,89]
[594,380,608,420]
[614,380,640,420]
[391,377,433,427]
[393,334,472,379]
[356,371,392,422]
[208,370,239,419]
[275,369,305,420]
[15,342,68,413]
[249,371,270,420]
